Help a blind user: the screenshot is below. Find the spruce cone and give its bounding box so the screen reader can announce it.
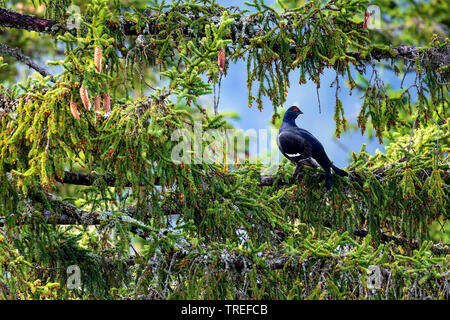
[363,10,370,29]
[218,48,225,73]
[79,86,91,110]
[103,93,111,113]
[94,95,101,115]
[94,46,102,74]
[69,100,80,120]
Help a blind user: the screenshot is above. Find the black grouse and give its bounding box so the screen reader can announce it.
[277,106,348,190]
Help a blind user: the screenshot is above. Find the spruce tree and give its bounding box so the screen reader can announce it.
[0,0,448,299]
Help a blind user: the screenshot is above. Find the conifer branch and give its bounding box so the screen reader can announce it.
[4,195,448,255]
[59,166,449,189]
[1,8,449,71]
[259,167,450,186]
[352,228,450,256]
[346,45,450,71]
[4,186,447,255]
[3,190,157,238]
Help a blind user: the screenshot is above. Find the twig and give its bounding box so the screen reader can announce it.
[0,42,54,80]
[213,73,223,115]
[430,116,441,169]
[316,85,321,114]
[407,114,420,153]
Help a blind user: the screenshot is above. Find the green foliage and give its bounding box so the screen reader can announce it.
[0,57,7,70]
[0,0,448,300]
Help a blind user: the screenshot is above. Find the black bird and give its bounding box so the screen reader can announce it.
[277,106,348,190]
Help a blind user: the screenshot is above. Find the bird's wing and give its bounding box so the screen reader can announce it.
[297,128,332,168]
[277,129,312,159]
[297,128,323,148]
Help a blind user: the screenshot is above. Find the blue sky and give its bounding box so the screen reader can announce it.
[201,0,392,168]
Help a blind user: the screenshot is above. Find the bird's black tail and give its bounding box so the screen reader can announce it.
[331,164,348,177]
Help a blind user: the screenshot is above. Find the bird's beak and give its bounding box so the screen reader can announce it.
[299,110,303,114]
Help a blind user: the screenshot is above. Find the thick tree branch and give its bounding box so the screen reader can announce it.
[346,45,450,71]
[56,163,449,191]
[0,8,60,33]
[259,167,450,186]
[59,171,119,187]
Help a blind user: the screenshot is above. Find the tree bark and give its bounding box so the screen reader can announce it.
[0,8,60,33]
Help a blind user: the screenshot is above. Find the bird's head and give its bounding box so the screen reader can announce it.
[284,106,303,120]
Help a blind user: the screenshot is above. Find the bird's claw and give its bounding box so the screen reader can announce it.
[293,163,304,180]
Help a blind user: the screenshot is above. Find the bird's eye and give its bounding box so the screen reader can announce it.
[292,108,299,112]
